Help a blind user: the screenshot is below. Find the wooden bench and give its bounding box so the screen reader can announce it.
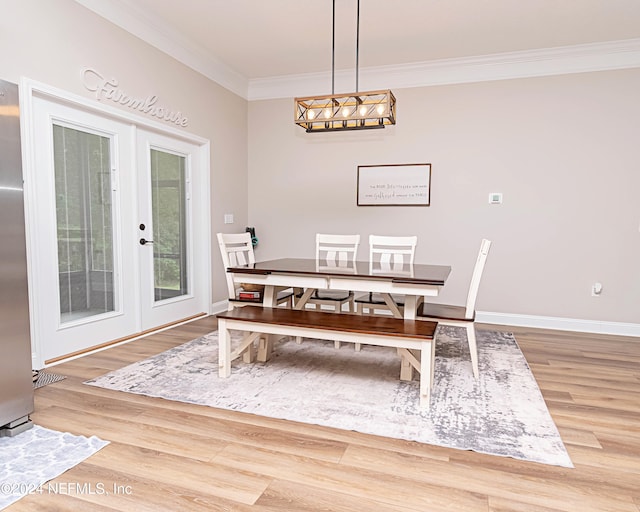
[216,306,438,409]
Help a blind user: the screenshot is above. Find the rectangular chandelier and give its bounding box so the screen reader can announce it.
[294,89,396,133]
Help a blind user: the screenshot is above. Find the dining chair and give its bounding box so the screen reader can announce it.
[355,235,418,317]
[216,232,293,310]
[352,234,417,351]
[299,233,360,348]
[417,238,492,379]
[217,232,294,362]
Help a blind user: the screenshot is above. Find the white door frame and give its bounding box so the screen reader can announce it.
[20,78,211,368]
[137,129,207,330]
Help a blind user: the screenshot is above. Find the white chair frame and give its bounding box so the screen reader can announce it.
[355,235,418,317]
[301,233,360,348]
[354,235,418,351]
[418,239,492,379]
[216,232,292,310]
[303,234,360,312]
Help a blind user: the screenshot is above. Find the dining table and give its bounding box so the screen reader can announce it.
[226,257,451,320]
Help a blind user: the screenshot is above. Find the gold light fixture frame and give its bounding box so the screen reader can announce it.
[295,89,396,132]
[294,0,396,133]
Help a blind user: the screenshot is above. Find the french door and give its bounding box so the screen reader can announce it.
[136,129,206,329]
[29,95,209,365]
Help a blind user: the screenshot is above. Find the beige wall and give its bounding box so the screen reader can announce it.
[248,70,640,324]
[2,0,248,305]
[3,0,638,326]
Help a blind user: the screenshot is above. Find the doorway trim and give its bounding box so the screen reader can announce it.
[19,78,211,368]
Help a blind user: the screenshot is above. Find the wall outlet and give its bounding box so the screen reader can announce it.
[223,213,234,224]
[591,282,603,297]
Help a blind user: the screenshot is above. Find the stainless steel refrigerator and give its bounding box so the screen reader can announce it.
[0,78,34,436]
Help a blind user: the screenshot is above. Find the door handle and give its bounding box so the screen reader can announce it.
[139,238,154,245]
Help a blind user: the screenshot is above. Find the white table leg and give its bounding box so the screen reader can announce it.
[381,293,403,318]
[257,285,278,362]
[293,287,316,310]
[262,285,277,307]
[403,295,418,320]
[400,295,420,380]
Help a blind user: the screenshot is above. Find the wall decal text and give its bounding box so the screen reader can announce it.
[82,68,188,127]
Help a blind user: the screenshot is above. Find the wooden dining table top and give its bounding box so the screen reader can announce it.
[226,257,451,286]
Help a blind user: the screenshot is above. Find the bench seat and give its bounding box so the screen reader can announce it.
[216,306,438,408]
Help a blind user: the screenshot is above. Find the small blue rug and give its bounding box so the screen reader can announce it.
[0,425,108,510]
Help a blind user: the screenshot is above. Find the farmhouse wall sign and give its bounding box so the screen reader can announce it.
[82,68,189,127]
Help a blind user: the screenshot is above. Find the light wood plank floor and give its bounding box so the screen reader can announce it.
[10,317,640,511]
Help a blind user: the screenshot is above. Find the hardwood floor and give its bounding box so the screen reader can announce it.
[11,317,640,511]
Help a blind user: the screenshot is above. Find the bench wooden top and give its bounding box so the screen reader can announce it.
[217,306,437,340]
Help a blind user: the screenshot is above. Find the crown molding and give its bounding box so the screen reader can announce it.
[71,0,640,102]
[73,0,248,98]
[249,38,640,100]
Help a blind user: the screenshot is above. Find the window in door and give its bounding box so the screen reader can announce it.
[53,124,116,323]
[149,148,189,301]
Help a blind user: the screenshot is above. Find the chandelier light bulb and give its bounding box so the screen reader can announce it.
[359,105,368,116]
[376,104,385,115]
[324,108,332,119]
[342,107,350,117]
[307,109,316,120]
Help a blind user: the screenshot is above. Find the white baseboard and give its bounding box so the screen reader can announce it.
[211,300,228,315]
[477,311,640,338]
[211,301,640,338]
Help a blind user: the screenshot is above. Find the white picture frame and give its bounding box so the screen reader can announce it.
[357,163,431,206]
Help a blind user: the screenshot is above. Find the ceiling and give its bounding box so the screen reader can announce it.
[75,0,640,98]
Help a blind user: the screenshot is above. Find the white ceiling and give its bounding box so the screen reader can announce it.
[75,0,640,99]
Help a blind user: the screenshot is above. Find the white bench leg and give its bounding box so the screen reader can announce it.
[419,339,435,409]
[466,323,479,379]
[257,335,275,362]
[218,319,231,378]
[242,339,257,363]
[399,349,414,381]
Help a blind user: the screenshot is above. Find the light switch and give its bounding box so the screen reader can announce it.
[488,193,503,205]
[223,213,234,224]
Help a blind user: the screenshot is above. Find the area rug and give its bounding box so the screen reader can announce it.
[85,327,573,468]
[0,425,109,510]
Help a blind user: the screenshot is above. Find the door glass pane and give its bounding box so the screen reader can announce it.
[53,125,115,323]
[150,149,188,301]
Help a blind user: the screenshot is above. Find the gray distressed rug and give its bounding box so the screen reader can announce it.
[85,326,573,468]
[0,425,109,510]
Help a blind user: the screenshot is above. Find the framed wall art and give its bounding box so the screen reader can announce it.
[357,163,431,206]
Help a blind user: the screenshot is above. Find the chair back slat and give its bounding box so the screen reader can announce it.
[369,235,417,272]
[316,234,360,269]
[464,239,492,319]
